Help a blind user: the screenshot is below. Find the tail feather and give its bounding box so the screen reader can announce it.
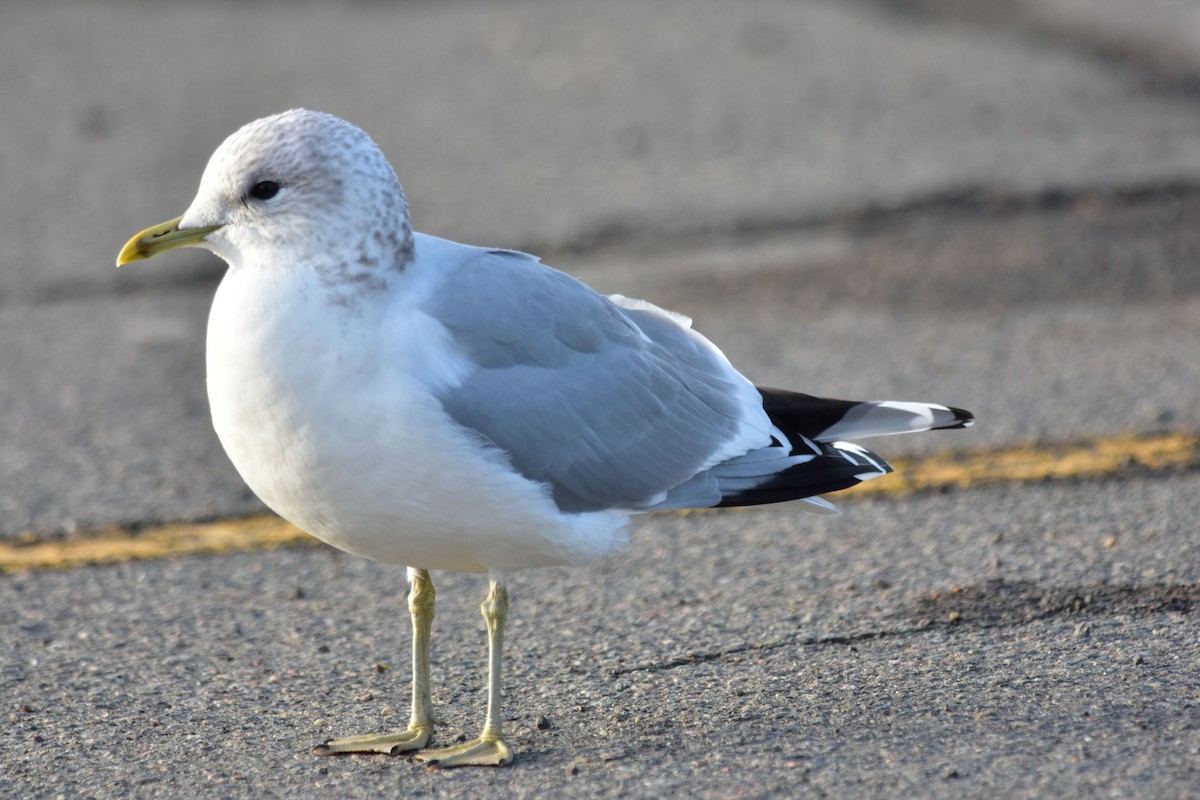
[713,388,972,510]
[757,387,974,443]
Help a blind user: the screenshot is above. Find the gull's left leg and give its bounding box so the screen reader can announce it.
[412,575,513,767]
[313,567,436,755]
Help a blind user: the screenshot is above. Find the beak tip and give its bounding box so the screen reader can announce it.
[115,237,149,267]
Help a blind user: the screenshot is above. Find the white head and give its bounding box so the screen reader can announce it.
[118,110,414,292]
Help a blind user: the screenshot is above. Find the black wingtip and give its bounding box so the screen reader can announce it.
[946,407,975,429]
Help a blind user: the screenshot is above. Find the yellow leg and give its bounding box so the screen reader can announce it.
[313,567,436,756]
[412,577,513,768]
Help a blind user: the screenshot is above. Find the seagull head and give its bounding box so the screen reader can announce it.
[117,109,414,277]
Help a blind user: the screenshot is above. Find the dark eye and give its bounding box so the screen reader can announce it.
[249,180,280,200]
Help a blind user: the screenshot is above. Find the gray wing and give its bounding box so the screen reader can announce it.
[421,244,767,513]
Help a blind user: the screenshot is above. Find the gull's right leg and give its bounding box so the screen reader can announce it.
[313,567,436,755]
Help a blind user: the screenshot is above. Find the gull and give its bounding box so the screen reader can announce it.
[118,109,973,767]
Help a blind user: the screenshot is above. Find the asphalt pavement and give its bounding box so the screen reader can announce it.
[2,1,1198,797]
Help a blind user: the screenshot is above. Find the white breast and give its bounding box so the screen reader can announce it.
[204,265,630,573]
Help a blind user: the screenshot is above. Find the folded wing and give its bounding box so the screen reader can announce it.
[421,239,972,516]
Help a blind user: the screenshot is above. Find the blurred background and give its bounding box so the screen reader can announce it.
[1,0,1199,537]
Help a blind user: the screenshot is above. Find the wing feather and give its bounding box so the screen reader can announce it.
[420,241,770,513]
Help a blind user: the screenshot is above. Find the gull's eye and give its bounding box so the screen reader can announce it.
[249,180,280,201]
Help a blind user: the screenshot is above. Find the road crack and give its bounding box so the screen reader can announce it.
[609,579,1197,676]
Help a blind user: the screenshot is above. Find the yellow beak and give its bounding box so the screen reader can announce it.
[116,216,223,266]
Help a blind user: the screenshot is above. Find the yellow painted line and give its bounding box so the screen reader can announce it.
[1,432,1196,574]
[0,515,311,574]
[864,431,1199,495]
